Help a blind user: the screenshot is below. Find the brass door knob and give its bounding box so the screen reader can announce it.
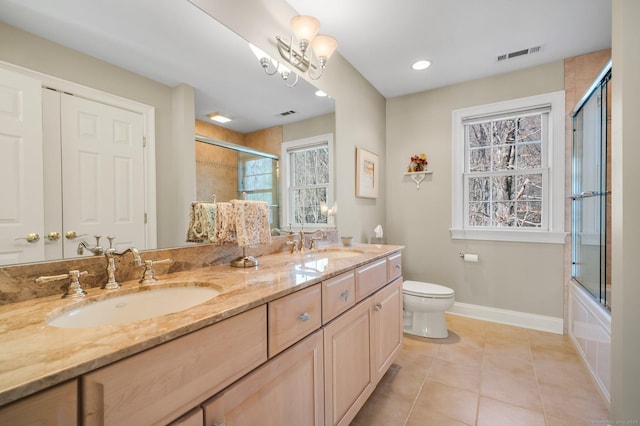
[15,233,40,243]
[65,231,87,240]
[46,232,61,241]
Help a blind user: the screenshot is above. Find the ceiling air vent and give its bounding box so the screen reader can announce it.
[279,110,296,116]
[497,45,542,62]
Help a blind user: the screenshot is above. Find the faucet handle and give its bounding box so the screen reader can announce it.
[35,270,88,299]
[286,239,299,254]
[139,258,173,284]
[106,236,115,249]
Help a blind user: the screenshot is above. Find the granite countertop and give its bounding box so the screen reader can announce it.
[0,243,402,406]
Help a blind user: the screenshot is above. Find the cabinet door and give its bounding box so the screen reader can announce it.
[0,67,45,265]
[83,306,267,426]
[371,278,403,382]
[0,380,77,426]
[203,330,324,426]
[324,299,374,426]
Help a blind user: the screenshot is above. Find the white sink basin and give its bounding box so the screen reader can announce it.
[48,286,221,328]
[311,248,364,259]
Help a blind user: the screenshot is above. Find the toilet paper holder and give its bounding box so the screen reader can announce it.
[458,251,479,262]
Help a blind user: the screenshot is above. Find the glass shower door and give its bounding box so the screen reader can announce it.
[571,69,610,309]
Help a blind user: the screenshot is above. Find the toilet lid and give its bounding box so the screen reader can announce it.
[403,280,454,297]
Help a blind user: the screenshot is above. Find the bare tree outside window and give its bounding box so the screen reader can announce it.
[291,146,330,225]
[466,114,543,228]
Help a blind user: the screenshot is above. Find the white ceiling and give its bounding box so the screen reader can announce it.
[287,0,612,98]
[0,0,611,130]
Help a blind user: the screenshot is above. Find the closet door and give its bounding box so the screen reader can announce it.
[61,94,146,256]
[0,67,44,265]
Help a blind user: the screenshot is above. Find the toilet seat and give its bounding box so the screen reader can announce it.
[403,280,454,299]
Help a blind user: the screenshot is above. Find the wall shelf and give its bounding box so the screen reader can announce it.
[404,171,432,189]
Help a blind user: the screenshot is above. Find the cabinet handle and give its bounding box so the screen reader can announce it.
[374,303,383,311]
[298,312,310,321]
[395,264,401,270]
[340,290,349,302]
[15,233,40,243]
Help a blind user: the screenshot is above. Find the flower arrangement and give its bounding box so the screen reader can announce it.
[407,153,428,172]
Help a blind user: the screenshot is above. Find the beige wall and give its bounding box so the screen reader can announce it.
[610,0,640,421]
[283,113,336,142]
[386,61,565,318]
[194,0,388,244]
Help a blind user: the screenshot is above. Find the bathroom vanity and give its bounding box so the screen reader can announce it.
[0,244,403,426]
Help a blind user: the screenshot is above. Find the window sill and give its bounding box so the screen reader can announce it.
[450,228,567,244]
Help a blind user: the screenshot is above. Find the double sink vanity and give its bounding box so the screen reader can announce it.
[0,243,403,425]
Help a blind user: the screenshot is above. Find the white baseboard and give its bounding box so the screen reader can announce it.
[448,302,564,334]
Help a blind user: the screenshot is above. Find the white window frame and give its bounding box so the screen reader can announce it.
[450,91,566,244]
[281,133,334,229]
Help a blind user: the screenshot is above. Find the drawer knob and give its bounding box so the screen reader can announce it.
[374,303,383,311]
[340,290,349,301]
[298,312,310,321]
[395,264,401,270]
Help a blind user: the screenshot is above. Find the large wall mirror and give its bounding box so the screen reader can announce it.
[0,0,335,266]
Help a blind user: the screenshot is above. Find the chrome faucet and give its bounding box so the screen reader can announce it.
[308,229,327,250]
[77,235,104,256]
[35,270,88,299]
[103,239,142,290]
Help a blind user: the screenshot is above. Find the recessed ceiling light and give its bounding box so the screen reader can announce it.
[315,90,328,97]
[208,112,231,123]
[412,60,431,71]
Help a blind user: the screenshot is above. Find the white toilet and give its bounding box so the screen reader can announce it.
[403,280,455,338]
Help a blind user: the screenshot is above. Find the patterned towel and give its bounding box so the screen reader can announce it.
[232,200,272,247]
[186,202,217,242]
[212,202,237,244]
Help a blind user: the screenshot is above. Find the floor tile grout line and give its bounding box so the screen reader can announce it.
[401,344,437,426]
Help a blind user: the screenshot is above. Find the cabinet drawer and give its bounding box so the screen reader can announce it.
[387,252,402,282]
[82,306,267,426]
[322,271,356,324]
[268,284,321,357]
[355,258,387,301]
[0,380,78,426]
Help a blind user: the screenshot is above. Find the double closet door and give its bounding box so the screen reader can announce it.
[0,67,146,265]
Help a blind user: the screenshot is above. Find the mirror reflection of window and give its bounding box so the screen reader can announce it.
[282,134,334,227]
[238,153,279,230]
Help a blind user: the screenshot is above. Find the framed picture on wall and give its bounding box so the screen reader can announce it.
[356,147,379,198]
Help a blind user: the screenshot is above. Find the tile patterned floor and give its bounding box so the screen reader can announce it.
[351,314,609,426]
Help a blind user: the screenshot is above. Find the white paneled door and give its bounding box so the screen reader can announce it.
[0,68,44,265]
[60,94,146,257]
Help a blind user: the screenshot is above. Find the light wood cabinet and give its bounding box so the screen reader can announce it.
[169,407,204,426]
[354,258,387,301]
[387,252,402,282]
[324,298,374,426]
[82,306,267,426]
[324,276,403,426]
[0,380,77,426]
[371,278,403,382]
[268,284,322,357]
[321,270,355,324]
[203,330,324,426]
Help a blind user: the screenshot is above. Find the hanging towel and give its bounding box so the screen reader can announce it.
[232,200,272,247]
[212,202,237,244]
[186,202,217,242]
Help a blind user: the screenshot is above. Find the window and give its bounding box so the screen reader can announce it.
[281,134,334,227]
[238,152,279,228]
[451,91,566,243]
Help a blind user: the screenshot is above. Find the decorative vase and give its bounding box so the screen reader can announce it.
[413,163,424,172]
